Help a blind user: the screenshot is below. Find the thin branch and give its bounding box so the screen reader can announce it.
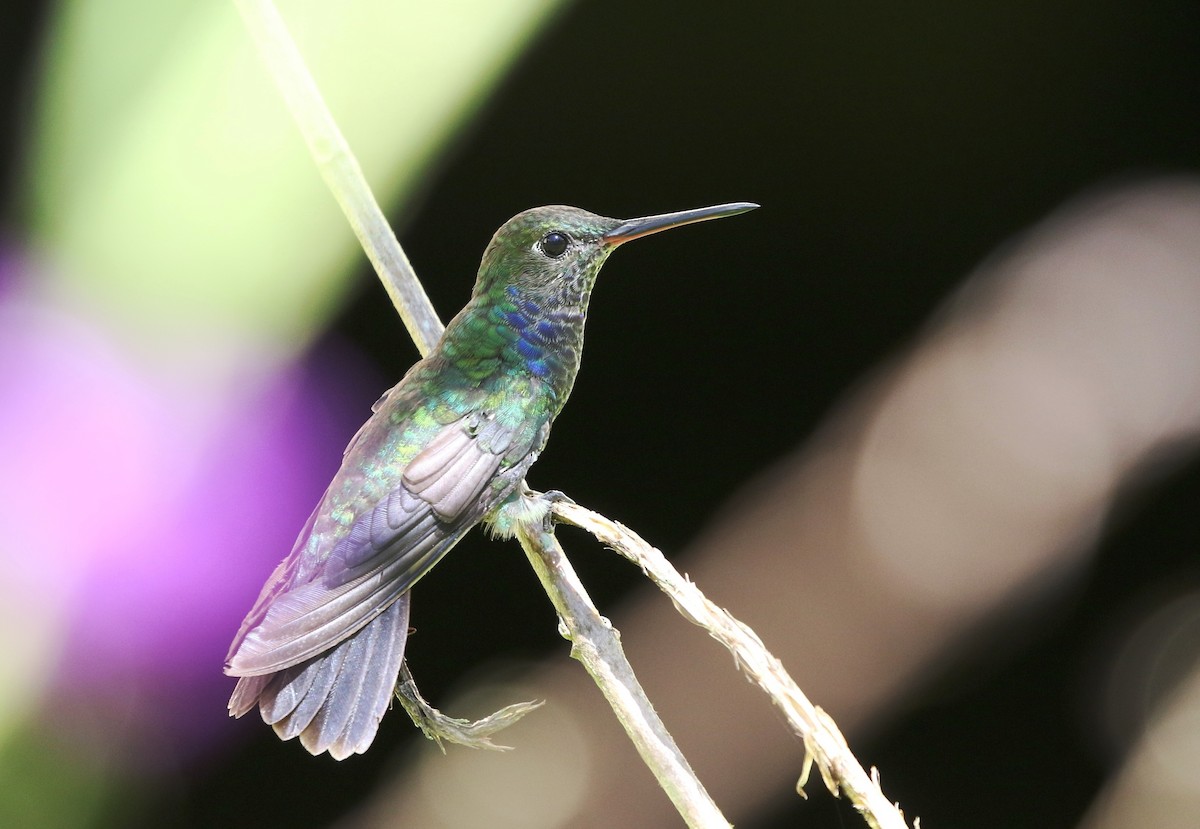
[551,501,915,829]
[233,0,444,356]
[514,496,730,829]
[394,662,544,752]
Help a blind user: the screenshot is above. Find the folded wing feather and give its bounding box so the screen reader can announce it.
[225,417,511,678]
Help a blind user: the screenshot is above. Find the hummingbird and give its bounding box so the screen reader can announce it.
[225,201,758,759]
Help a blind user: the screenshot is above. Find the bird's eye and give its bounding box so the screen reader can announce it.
[539,231,570,258]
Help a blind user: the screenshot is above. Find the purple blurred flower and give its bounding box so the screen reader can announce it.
[0,259,382,765]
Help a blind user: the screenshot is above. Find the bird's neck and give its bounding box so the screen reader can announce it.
[439,286,589,405]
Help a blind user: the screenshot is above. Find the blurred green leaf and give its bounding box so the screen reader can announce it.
[26,0,563,379]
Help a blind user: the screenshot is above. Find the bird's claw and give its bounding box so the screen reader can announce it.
[540,489,576,506]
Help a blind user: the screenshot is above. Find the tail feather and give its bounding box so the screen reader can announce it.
[339,616,402,756]
[228,595,410,760]
[267,659,332,740]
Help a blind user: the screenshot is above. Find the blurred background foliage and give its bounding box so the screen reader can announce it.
[0,1,1198,827]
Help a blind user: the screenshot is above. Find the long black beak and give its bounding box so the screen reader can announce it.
[602,202,759,245]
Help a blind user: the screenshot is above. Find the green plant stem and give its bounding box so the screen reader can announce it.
[233,0,444,356]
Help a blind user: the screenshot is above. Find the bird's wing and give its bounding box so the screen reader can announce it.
[225,412,536,677]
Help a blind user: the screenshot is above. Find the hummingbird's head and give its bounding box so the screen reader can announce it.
[475,205,622,312]
[474,202,760,312]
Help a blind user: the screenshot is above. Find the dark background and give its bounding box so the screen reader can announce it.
[4,2,1200,827]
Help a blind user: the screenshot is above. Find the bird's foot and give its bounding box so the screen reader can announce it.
[488,487,574,538]
[540,489,576,507]
[488,487,551,538]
